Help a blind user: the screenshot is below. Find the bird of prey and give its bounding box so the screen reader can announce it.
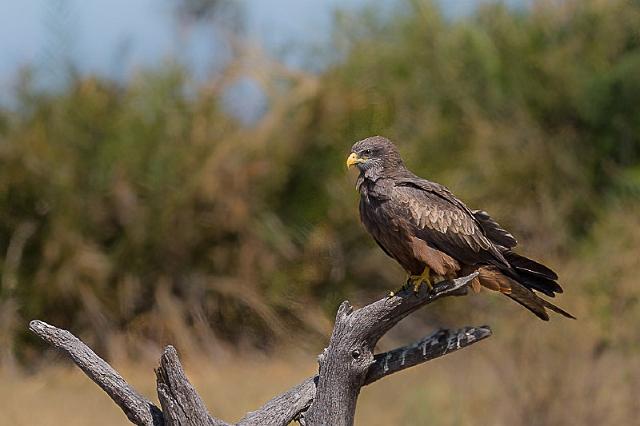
[346,136,574,320]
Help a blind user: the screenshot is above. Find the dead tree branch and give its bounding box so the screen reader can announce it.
[29,320,164,426]
[304,273,483,425]
[156,345,229,426]
[365,326,490,385]
[238,325,490,426]
[29,273,491,425]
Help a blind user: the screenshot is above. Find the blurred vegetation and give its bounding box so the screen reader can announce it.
[0,0,639,387]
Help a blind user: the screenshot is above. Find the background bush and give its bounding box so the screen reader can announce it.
[0,0,638,381]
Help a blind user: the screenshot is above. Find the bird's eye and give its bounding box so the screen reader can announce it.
[363,149,372,155]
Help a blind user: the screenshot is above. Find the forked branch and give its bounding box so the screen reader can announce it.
[29,320,163,426]
[29,273,491,425]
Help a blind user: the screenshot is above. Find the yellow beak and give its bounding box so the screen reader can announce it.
[346,152,365,168]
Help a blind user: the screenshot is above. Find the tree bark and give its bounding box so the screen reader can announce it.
[29,273,490,425]
[156,345,229,426]
[305,274,478,425]
[29,320,164,426]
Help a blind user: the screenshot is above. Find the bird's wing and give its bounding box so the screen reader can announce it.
[392,179,509,268]
[389,178,572,320]
[471,210,518,248]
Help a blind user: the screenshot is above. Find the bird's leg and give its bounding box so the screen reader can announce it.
[387,267,438,297]
[388,273,417,297]
[408,266,433,293]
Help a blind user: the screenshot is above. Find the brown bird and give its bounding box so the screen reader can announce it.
[347,136,574,320]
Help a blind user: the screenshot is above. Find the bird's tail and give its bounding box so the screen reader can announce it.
[503,251,563,297]
[505,280,576,321]
[474,252,575,320]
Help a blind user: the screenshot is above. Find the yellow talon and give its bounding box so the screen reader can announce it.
[408,266,433,293]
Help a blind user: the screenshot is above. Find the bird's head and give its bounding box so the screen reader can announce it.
[347,136,405,179]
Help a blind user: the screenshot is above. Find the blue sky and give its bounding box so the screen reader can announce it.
[0,0,368,81]
[0,0,525,113]
[0,1,528,79]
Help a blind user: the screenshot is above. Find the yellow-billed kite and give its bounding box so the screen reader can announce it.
[347,136,574,320]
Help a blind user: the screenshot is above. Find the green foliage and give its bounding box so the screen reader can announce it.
[295,0,640,247]
[1,0,639,362]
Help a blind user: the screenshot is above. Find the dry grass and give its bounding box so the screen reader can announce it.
[0,347,495,425]
[2,307,638,426]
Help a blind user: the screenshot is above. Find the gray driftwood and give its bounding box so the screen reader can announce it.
[29,273,491,426]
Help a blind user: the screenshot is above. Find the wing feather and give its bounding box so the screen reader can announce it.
[392,180,508,268]
[472,210,518,248]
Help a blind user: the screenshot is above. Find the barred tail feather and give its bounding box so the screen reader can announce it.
[506,281,550,320]
[477,266,575,320]
[540,297,576,319]
[507,281,575,321]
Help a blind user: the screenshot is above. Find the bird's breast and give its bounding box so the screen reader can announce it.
[360,196,403,235]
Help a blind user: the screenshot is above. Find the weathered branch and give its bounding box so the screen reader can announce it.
[305,274,481,425]
[156,346,229,426]
[365,326,491,384]
[238,324,491,426]
[29,273,491,425]
[237,377,317,426]
[28,320,164,426]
